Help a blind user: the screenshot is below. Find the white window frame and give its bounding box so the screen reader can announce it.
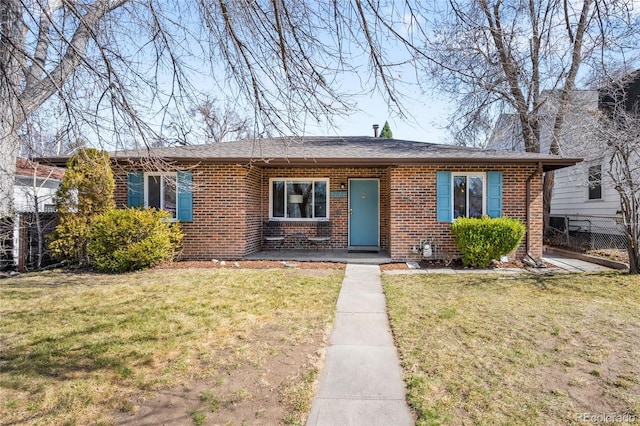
[451,172,487,219]
[144,172,178,220]
[269,178,330,221]
[586,164,603,201]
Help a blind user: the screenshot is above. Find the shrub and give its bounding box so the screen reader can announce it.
[48,215,90,265]
[49,148,115,266]
[450,216,526,268]
[87,208,183,273]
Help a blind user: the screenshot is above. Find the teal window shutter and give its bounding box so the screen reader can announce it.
[487,171,503,218]
[436,171,452,222]
[177,171,193,222]
[127,171,144,208]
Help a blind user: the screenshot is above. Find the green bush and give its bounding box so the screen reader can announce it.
[49,148,115,266]
[87,208,183,273]
[450,216,526,268]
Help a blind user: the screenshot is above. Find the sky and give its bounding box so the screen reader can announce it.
[305,92,453,143]
[142,2,457,147]
[161,51,456,148]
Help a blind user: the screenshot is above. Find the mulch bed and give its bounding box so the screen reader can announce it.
[379,258,529,271]
[160,260,346,270]
[163,259,531,272]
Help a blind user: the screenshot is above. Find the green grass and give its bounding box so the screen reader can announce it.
[0,267,343,425]
[383,271,640,425]
[191,409,207,425]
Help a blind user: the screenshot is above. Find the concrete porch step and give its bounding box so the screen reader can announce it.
[347,246,380,253]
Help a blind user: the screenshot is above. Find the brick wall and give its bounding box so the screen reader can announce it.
[114,163,252,260]
[113,162,544,262]
[244,166,263,255]
[261,167,390,251]
[389,164,543,262]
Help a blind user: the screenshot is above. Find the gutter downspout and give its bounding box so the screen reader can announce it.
[525,162,546,267]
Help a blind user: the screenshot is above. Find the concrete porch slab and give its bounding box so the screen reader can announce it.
[245,249,391,264]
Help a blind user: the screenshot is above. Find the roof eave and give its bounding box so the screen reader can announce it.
[111,155,582,171]
[42,154,582,172]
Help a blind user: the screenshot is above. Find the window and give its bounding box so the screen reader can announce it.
[437,171,501,222]
[145,173,177,218]
[270,178,328,220]
[588,165,602,200]
[452,173,485,219]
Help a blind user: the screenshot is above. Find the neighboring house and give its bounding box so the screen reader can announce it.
[488,90,618,217]
[14,158,64,213]
[42,136,574,264]
[0,159,64,270]
[488,73,639,248]
[490,73,639,220]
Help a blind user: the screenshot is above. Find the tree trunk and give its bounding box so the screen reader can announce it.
[542,0,593,234]
[625,209,639,274]
[0,129,21,217]
[624,199,639,274]
[1,0,122,219]
[0,0,25,218]
[628,240,639,274]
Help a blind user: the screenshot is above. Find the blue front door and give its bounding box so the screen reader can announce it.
[349,179,379,246]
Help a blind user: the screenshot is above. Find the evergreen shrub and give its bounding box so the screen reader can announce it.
[450,216,526,268]
[87,208,183,273]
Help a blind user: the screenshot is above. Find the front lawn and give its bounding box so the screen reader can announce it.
[383,272,640,425]
[0,267,343,425]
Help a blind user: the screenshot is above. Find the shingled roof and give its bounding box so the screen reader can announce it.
[16,158,65,180]
[46,136,582,172]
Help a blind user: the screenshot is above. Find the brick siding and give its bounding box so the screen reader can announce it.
[389,164,543,261]
[113,162,543,262]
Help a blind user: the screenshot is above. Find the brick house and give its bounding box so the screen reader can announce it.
[108,136,579,263]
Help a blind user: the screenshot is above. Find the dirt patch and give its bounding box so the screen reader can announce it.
[379,259,530,271]
[379,263,409,271]
[530,328,640,419]
[160,260,345,271]
[587,249,629,264]
[114,326,328,425]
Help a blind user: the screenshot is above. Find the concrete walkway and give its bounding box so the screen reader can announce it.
[541,253,614,272]
[306,264,413,426]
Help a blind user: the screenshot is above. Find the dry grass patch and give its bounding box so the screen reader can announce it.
[383,272,640,425]
[0,267,343,425]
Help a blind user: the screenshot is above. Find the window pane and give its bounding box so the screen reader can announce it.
[468,176,484,218]
[588,165,602,200]
[147,175,161,209]
[314,181,327,218]
[163,175,177,218]
[453,176,467,219]
[272,181,285,217]
[287,182,312,218]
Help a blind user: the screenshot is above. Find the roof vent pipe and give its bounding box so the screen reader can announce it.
[373,124,380,137]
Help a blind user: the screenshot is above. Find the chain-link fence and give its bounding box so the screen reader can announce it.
[546,214,628,251]
[1,217,14,271]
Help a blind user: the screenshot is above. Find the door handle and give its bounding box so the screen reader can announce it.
[350,209,353,215]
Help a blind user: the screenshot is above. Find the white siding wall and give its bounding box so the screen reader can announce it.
[13,176,59,213]
[490,90,622,218]
[550,161,621,217]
